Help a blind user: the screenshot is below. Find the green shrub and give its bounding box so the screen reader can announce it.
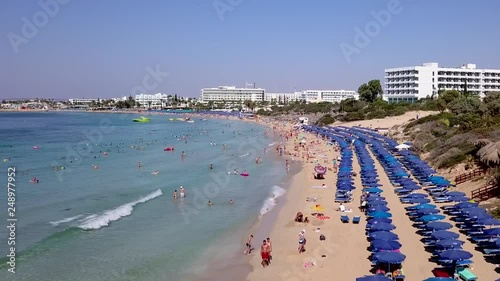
[341,111,365,121]
[366,110,387,119]
[316,114,335,126]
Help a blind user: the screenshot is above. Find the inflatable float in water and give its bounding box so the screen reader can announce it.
[164,147,175,151]
[240,172,249,177]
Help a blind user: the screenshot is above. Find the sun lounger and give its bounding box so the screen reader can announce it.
[341,214,349,223]
[457,268,477,281]
[353,216,360,224]
[483,248,500,255]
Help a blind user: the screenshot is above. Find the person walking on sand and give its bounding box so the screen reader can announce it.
[260,240,270,267]
[266,237,272,263]
[244,234,253,255]
[298,229,306,254]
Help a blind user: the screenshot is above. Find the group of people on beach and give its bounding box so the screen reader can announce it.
[245,234,273,268]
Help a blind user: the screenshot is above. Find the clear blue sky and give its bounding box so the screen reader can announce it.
[1,0,499,99]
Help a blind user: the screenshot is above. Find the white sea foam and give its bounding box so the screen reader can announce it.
[49,215,84,226]
[268,142,276,146]
[260,185,286,215]
[239,152,249,157]
[78,189,163,230]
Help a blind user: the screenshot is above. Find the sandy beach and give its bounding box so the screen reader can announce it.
[245,111,499,280]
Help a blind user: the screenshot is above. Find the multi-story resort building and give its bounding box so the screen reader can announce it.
[302,90,358,103]
[200,86,357,104]
[134,93,170,109]
[384,62,500,103]
[200,86,265,102]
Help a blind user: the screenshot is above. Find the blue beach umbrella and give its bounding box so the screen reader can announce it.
[356,275,392,281]
[408,203,437,210]
[369,231,399,241]
[477,218,500,226]
[420,214,446,222]
[371,239,402,251]
[496,240,500,247]
[416,208,440,215]
[455,202,478,209]
[450,197,469,203]
[367,218,393,224]
[467,212,493,220]
[368,223,396,231]
[368,206,390,212]
[364,187,383,193]
[431,231,460,240]
[426,221,452,231]
[405,193,428,199]
[483,228,500,236]
[435,239,465,248]
[367,196,386,201]
[438,249,472,261]
[461,207,486,214]
[369,211,393,218]
[373,251,406,263]
[409,198,431,204]
[446,191,466,197]
[369,201,388,206]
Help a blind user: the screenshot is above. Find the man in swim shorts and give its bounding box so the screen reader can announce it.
[260,240,270,267]
[244,235,253,255]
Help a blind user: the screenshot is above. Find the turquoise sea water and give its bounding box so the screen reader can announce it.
[0,112,287,281]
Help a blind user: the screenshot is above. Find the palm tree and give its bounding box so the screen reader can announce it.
[474,139,500,166]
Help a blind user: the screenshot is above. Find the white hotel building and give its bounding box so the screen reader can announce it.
[302,90,358,103]
[200,86,265,102]
[384,62,500,103]
[134,93,170,108]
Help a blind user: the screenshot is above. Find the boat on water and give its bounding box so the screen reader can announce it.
[187,120,194,123]
[133,116,151,123]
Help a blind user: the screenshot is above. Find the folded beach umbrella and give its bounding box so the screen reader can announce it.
[367,218,393,225]
[369,211,393,218]
[356,275,392,281]
[373,251,406,263]
[483,228,500,236]
[369,231,398,240]
[371,239,402,251]
[431,231,460,240]
[416,208,440,215]
[476,218,500,226]
[438,249,472,261]
[435,239,465,248]
[408,198,431,204]
[426,221,452,231]
[368,223,396,231]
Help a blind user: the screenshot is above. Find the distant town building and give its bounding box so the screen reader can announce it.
[384,62,500,103]
[68,98,100,105]
[200,86,265,102]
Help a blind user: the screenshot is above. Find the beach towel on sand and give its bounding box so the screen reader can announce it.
[312,186,329,189]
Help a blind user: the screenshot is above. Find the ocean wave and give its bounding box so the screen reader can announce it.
[260,185,286,215]
[239,152,249,157]
[268,142,276,146]
[78,189,163,230]
[49,215,84,226]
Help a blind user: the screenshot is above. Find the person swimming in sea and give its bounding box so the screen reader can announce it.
[30,177,39,183]
[152,170,159,175]
[209,164,213,170]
